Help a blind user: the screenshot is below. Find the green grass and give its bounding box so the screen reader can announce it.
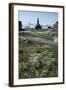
[19,30,57,40]
[19,29,58,79]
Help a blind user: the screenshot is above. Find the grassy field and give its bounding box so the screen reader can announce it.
[19,29,58,79]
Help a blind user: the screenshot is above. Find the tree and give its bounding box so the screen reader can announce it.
[53,21,58,31]
[48,26,52,29]
[19,21,22,31]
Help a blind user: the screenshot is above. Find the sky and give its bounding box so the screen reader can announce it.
[18,10,58,28]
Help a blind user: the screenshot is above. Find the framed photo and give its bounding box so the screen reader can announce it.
[9,3,64,87]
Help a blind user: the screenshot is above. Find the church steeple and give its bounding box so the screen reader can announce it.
[35,18,42,29]
[37,18,39,25]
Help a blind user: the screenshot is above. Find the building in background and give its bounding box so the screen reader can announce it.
[35,18,42,29]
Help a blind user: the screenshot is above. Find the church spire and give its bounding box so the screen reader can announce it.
[37,18,39,25]
[35,18,42,29]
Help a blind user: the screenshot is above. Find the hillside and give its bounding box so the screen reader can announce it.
[19,29,58,79]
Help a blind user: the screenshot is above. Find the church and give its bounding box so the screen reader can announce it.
[35,18,42,29]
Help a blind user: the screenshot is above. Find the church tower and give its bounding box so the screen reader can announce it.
[35,18,42,29]
[37,18,39,25]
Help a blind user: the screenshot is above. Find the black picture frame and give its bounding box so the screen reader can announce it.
[9,3,64,87]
